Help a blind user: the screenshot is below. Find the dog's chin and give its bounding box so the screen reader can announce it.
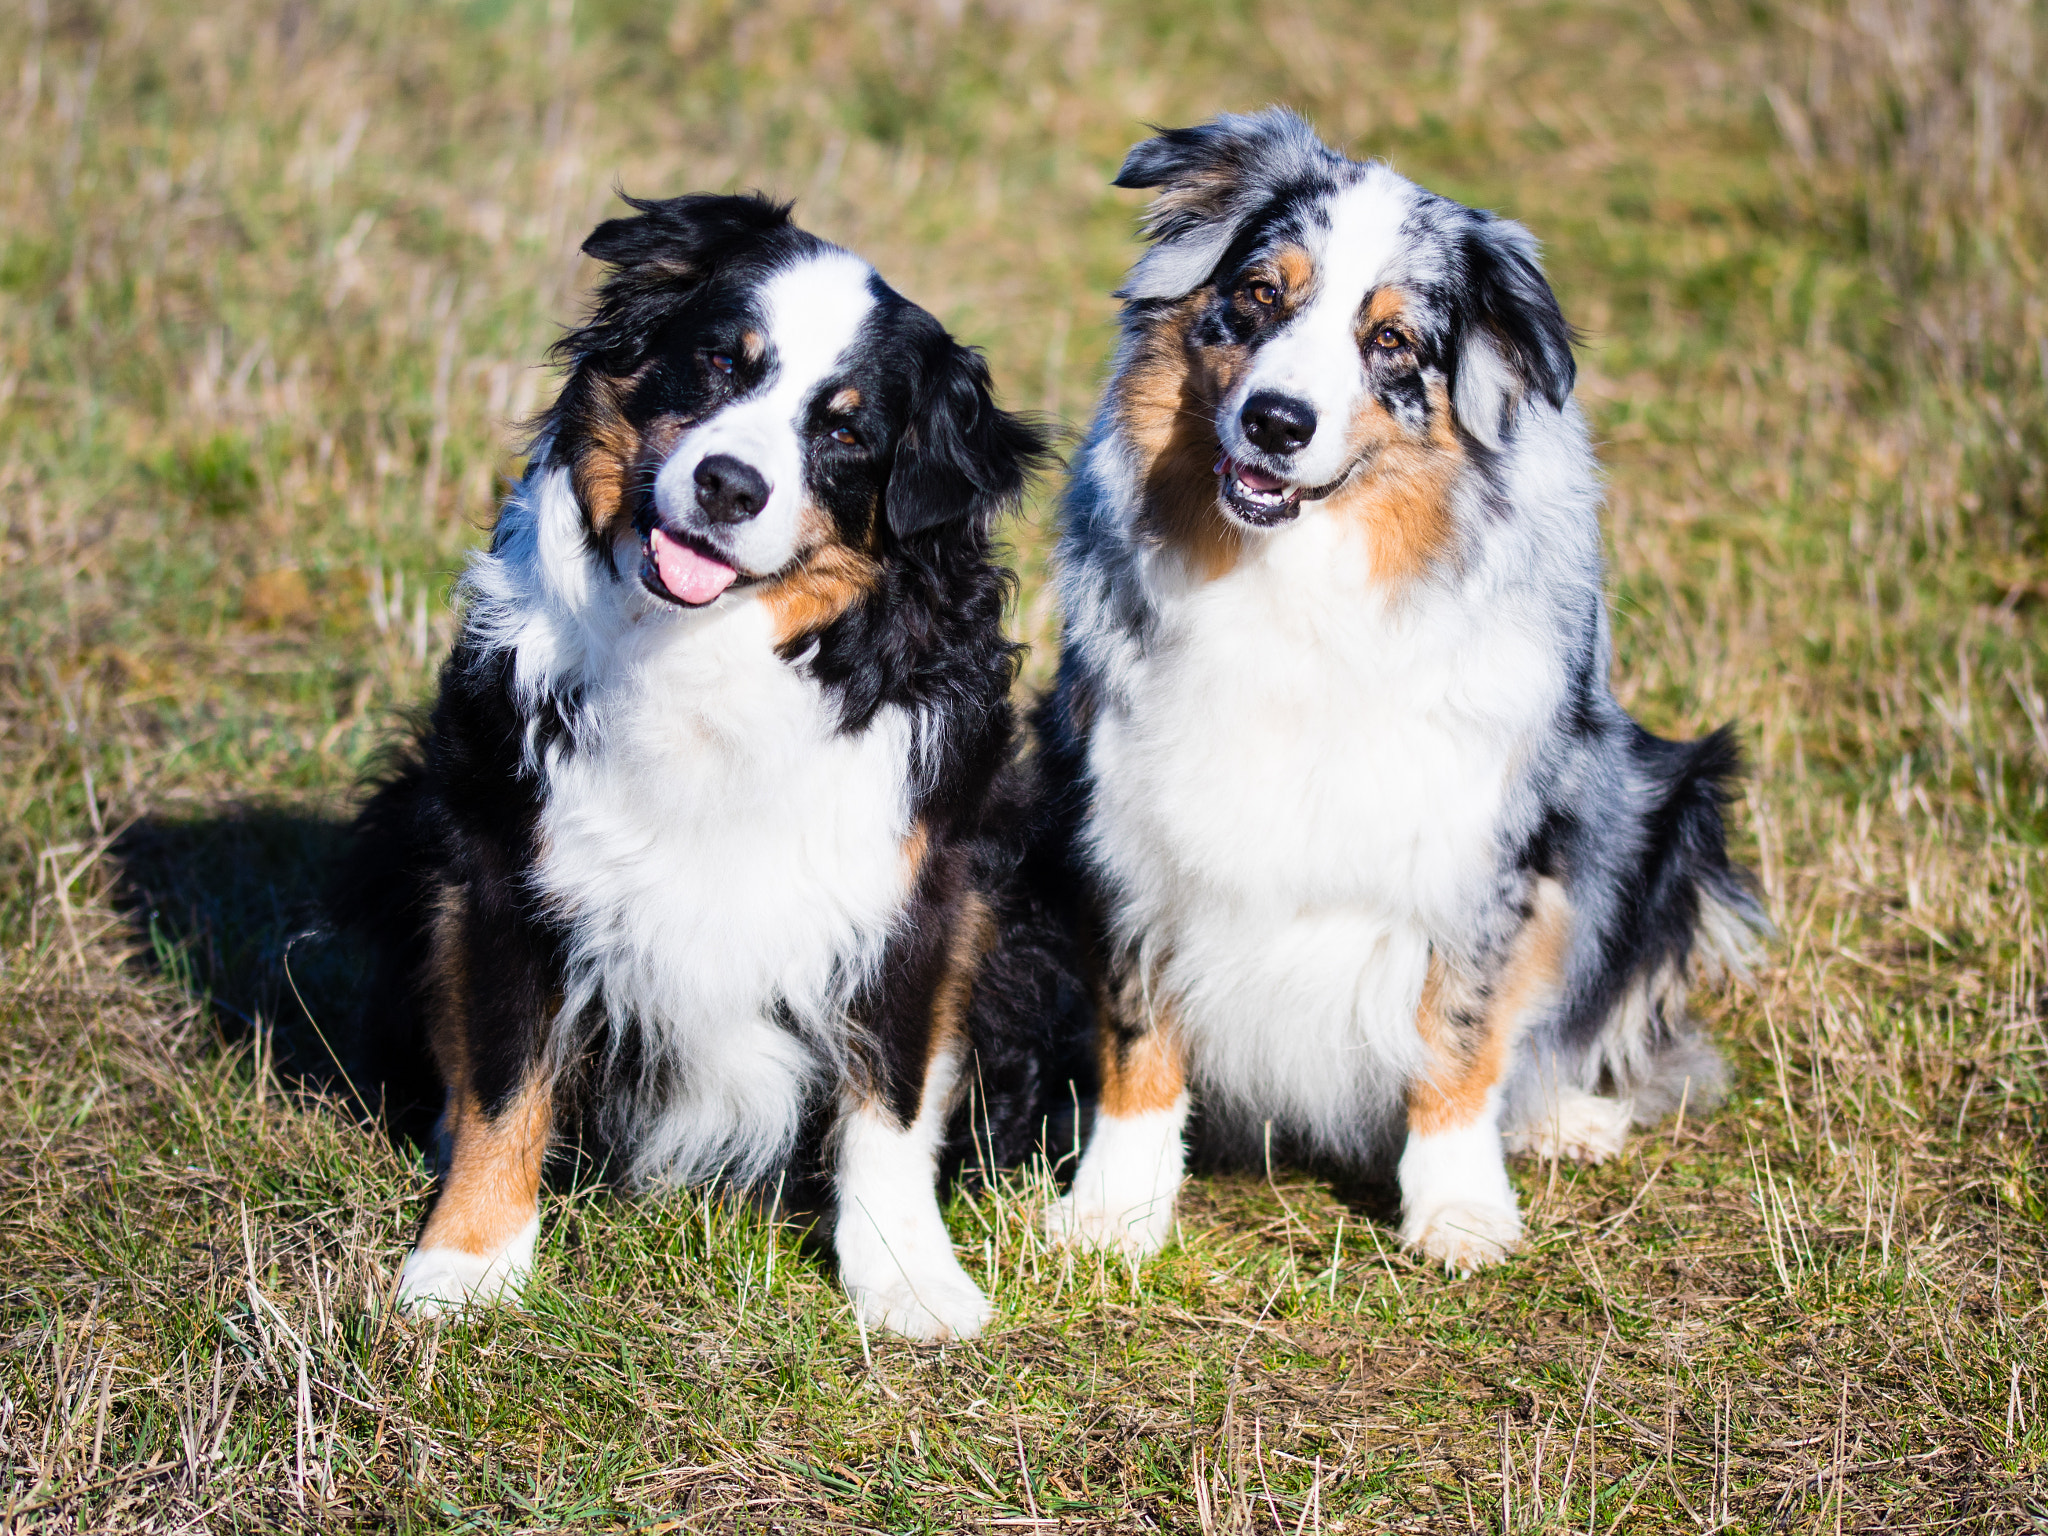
[640,525,745,608]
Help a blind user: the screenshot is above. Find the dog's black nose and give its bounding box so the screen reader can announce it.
[693,454,770,523]
[1239,391,1318,455]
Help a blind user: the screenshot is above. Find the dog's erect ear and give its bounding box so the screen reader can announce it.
[884,334,1050,541]
[1450,212,1578,450]
[1114,109,1342,302]
[565,192,794,365]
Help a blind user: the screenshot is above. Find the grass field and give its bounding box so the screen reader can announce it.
[5,0,2048,1528]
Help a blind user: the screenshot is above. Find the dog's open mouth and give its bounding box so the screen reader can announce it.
[1213,452,1364,528]
[643,526,739,607]
[1213,453,1310,528]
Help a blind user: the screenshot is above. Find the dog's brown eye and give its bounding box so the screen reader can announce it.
[830,426,860,447]
[1249,282,1280,308]
[709,353,735,374]
[1374,327,1406,351]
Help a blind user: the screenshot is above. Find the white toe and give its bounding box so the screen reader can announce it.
[397,1216,538,1317]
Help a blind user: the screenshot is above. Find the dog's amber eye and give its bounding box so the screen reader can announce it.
[709,353,735,374]
[830,426,860,447]
[1249,282,1280,308]
[1373,327,1406,351]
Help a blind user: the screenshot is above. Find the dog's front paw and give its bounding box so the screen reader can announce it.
[1504,1088,1633,1164]
[1042,1188,1176,1258]
[846,1259,993,1343]
[1399,1199,1523,1276]
[397,1217,538,1318]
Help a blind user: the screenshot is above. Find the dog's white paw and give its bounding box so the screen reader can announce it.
[847,1258,993,1343]
[1042,1102,1187,1259]
[397,1216,538,1317]
[1042,1187,1176,1258]
[1504,1087,1634,1164]
[1399,1199,1524,1276]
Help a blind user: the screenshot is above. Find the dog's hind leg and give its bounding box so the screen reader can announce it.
[1398,879,1570,1274]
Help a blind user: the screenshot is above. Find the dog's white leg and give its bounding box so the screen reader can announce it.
[834,1040,991,1343]
[1045,1094,1190,1257]
[1044,1022,1187,1258]
[398,1077,553,1317]
[1397,1102,1524,1275]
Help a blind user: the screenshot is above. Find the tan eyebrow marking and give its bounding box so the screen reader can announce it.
[830,387,861,412]
[741,331,766,361]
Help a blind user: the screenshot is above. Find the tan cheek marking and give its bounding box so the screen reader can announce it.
[1324,378,1462,588]
[417,885,554,1258]
[830,387,861,413]
[1408,882,1571,1138]
[1116,295,1245,583]
[762,514,883,649]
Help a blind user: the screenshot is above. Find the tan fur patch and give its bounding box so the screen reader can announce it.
[417,1077,554,1257]
[1323,375,1462,588]
[1117,295,1246,583]
[741,330,765,362]
[572,373,642,538]
[762,525,882,649]
[1409,880,1571,1137]
[1273,245,1315,298]
[417,885,554,1258]
[901,820,931,888]
[930,890,995,1063]
[1097,951,1187,1116]
[829,387,861,413]
[1363,287,1410,332]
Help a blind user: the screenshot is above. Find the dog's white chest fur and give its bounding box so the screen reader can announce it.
[1084,515,1562,1149]
[533,596,916,1186]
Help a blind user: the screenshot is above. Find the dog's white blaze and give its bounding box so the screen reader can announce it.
[652,250,876,576]
[1044,1097,1188,1257]
[1083,507,1566,1154]
[1221,170,1416,488]
[834,1040,993,1341]
[467,465,919,1190]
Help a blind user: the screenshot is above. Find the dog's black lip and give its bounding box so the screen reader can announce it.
[637,524,759,609]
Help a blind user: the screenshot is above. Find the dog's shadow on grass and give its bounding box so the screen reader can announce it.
[111,807,385,1115]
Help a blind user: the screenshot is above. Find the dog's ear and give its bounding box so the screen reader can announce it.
[1114,109,1341,302]
[1450,212,1577,450]
[884,334,1050,541]
[566,193,793,365]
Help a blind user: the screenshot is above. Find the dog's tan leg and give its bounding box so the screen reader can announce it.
[1045,958,1189,1258]
[398,889,554,1316]
[1398,878,1569,1274]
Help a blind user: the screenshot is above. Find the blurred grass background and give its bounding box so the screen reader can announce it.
[4,0,2047,1528]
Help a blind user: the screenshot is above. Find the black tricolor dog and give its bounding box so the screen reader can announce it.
[336,193,1079,1341]
[1038,111,1766,1272]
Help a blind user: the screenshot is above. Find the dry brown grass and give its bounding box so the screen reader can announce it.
[3,0,2047,1529]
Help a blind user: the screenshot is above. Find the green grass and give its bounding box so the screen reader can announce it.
[5,0,2048,1528]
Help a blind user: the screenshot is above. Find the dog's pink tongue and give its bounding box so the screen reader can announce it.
[1231,458,1288,493]
[650,527,737,605]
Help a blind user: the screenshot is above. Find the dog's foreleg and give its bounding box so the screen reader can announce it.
[399,1074,553,1315]
[834,1031,992,1342]
[1045,1005,1188,1258]
[1398,879,1570,1274]
[398,883,555,1316]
